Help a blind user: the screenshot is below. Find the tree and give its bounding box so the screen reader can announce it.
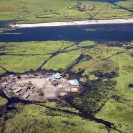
[38,89,44,96]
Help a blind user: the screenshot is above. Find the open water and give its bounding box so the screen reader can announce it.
[0,23,133,42]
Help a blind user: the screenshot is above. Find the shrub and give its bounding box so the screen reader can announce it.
[27,86,30,90]
[34,73,38,76]
[28,81,32,86]
[10,91,15,96]
[17,75,21,79]
[37,88,44,96]
[2,77,7,82]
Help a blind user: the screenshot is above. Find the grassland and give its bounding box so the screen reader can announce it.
[70,41,133,133]
[116,1,133,10]
[0,96,8,107]
[0,41,63,74]
[0,101,109,133]
[43,50,81,71]
[1,40,133,132]
[94,43,133,132]
[0,0,133,24]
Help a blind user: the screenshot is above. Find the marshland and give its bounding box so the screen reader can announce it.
[0,0,133,133]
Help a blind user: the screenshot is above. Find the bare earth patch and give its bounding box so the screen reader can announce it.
[1,73,81,101]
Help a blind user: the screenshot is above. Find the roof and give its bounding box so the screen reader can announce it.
[46,76,55,81]
[9,75,14,77]
[71,88,78,92]
[52,80,58,85]
[13,87,22,93]
[65,87,71,91]
[69,79,79,86]
[58,84,63,88]
[23,93,29,99]
[52,73,61,79]
[61,78,67,82]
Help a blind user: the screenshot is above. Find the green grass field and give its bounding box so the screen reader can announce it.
[0,0,133,23]
[1,40,133,132]
[0,96,8,107]
[1,101,108,133]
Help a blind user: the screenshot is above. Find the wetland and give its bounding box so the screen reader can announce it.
[0,0,133,133]
[0,24,133,132]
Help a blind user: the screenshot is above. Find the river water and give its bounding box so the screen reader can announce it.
[0,23,133,42]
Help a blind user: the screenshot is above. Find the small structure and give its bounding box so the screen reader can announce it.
[65,87,71,92]
[52,80,58,86]
[71,88,78,93]
[77,2,94,11]
[61,78,67,83]
[28,74,34,78]
[8,79,15,83]
[58,84,63,89]
[69,79,79,86]
[52,73,61,79]
[13,87,22,93]
[22,93,29,99]
[9,75,14,78]
[46,76,55,81]
[1,83,7,88]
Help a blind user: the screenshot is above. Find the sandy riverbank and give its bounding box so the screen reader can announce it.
[12,18,133,28]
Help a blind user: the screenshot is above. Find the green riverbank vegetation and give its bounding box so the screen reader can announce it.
[0,0,133,24]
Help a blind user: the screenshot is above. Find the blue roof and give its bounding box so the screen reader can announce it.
[13,87,22,93]
[69,79,79,86]
[52,73,61,79]
[46,76,55,80]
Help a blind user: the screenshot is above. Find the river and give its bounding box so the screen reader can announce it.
[0,22,133,42]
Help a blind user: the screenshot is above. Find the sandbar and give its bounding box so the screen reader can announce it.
[12,18,133,28]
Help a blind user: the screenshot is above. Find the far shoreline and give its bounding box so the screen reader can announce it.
[12,18,133,28]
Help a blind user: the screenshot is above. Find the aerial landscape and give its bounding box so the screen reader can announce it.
[0,0,133,133]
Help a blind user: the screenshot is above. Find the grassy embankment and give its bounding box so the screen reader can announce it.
[0,0,133,24]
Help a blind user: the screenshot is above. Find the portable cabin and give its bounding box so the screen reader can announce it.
[69,79,79,86]
[13,87,22,93]
[22,93,30,99]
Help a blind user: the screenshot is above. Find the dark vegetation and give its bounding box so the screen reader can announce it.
[0,100,106,133]
[71,79,116,114]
